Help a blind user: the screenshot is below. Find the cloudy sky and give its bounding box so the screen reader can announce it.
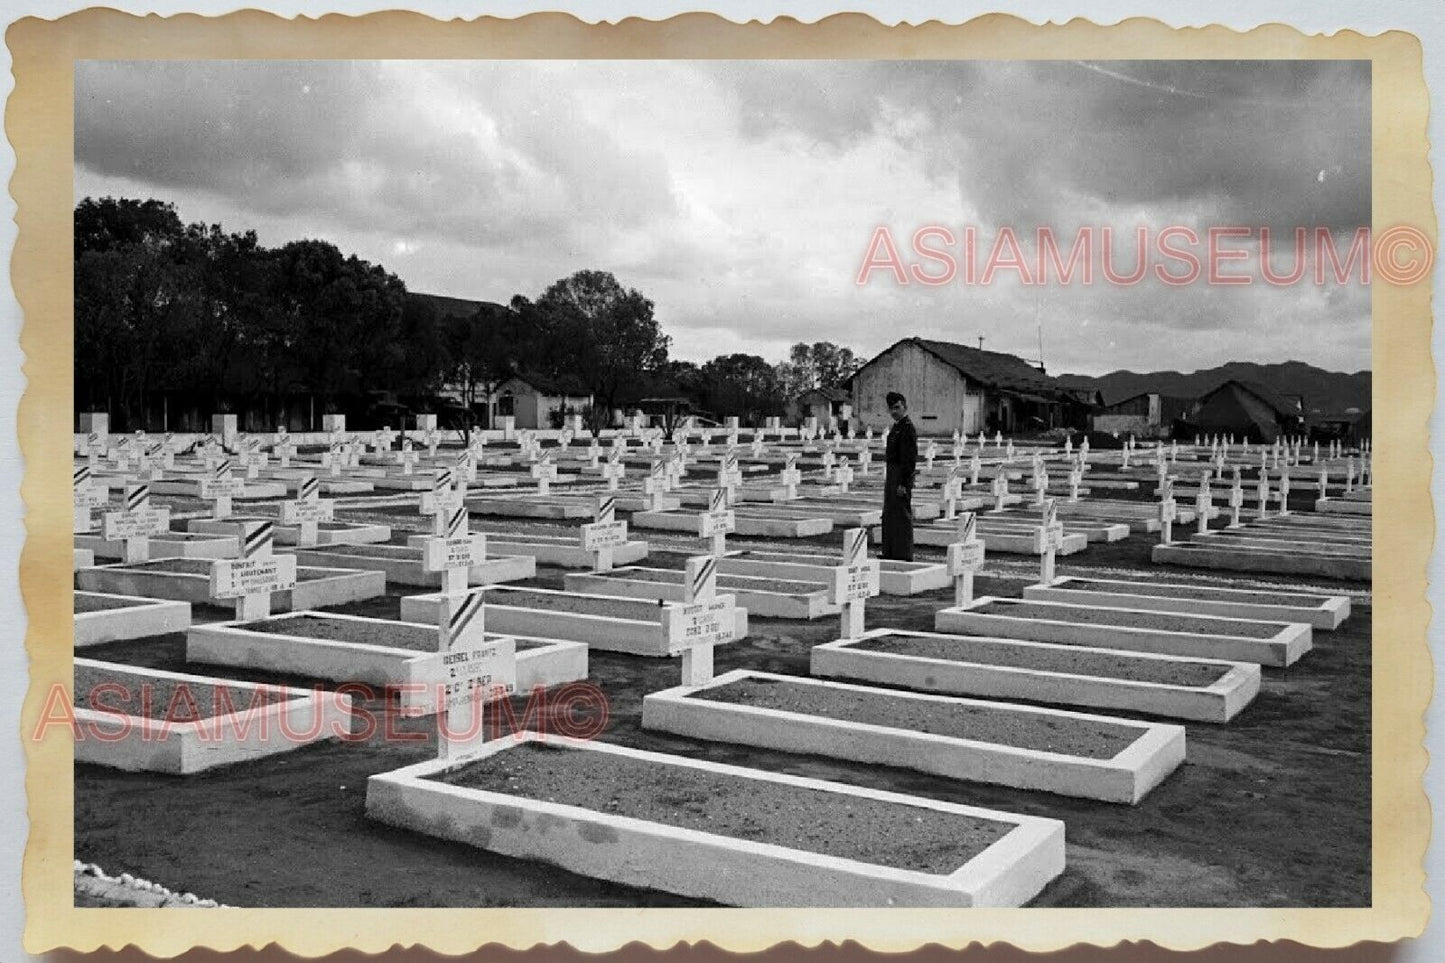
[75,59,1370,375]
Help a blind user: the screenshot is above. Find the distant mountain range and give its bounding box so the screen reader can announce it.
[1055,361,1372,416]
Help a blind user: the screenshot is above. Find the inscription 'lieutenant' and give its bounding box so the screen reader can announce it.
[881,391,918,561]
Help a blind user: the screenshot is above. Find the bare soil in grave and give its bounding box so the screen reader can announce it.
[850,633,1229,687]
[74,662,300,719]
[106,558,344,584]
[485,587,663,621]
[237,615,548,653]
[605,567,825,595]
[429,742,1012,874]
[972,600,1284,638]
[1061,580,1335,607]
[298,544,416,559]
[75,593,154,613]
[74,495,1371,908]
[687,674,1142,759]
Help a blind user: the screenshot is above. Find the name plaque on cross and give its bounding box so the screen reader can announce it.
[946,512,985,606]
[662,556,741,686]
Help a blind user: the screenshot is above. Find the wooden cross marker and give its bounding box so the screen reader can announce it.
[280,475,334,547]
[946,512,985,606]
[422,501,485,596]
[530,450,558,496]
[581,494,628,573]
[1158,478,1177,546]
[1228,467,1244,528]
[420,592,517,759]
[73,466,107,534]
[663,555,740,686]
[699,487,736,556]
[1039,498,1064,584]
[103,484,170,563]
[198,460,247,520]
[210,520,297,622]
[1195,472,1212,535]
[830,527,880,640]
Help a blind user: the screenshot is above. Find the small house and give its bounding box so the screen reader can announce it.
[492,373,593,431]
[1192,380,1305,443]
[1094,392,1195,440]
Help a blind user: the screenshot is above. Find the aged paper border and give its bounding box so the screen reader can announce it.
[11,9,1432,956]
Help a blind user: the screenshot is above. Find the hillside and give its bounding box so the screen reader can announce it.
[1055,361,1371,415]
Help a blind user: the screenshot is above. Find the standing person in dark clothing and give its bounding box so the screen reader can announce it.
[882,391,918,561]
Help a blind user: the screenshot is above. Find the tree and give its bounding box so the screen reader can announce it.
[776,341,861,397]
[444,302,531,440]
[533,271,670,434]
[700,353,786,425]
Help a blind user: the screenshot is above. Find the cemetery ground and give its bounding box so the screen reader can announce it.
[73,517,1370,909]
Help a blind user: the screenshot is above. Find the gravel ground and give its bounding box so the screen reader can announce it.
[485,587,665,621]
[75,593,151,613]
[850,633,1230,687]
[74,662,299,719]
[430,741,1012,873]
[238,614,547,652]
[599,567,825,595]
[689,674,1144,759]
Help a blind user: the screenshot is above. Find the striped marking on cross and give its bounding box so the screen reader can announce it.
[445,505,468,539]
[539,449,552,466]
[433,469,454,494]
[74,466,92,487]
[709,488,728,514]
[241,520,275,559]
[845,526,869,566]
[686,555,718,603]
[786,453,798,470]
[958,511,977,544]
[213,460,233,480]
[445,591,485,645]
[124,485,150,512]
[597,495,616,524]
[1043,498,1057,531]
[299,475,320,502]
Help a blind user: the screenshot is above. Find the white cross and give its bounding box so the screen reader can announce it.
[209,520,297,621]
[699,487,736,556]
[1228,467,1244,528]
[103,484,170,563]
[85,432,106,470]
[1195,472,1212,535]
[941,467,964,520]
[420,469,467,536]
[279,475,334,547]
[946,512,985,606]
[198,460,246,520]
[580,494,628,573]
[1277,469,1292,516]
[778,453,801,501]
[1039,498,1064,584]
[1159,478,1177,545]
[423,592,516,759]
[990,472,1009,513]
[924,440,937,470]
[530,451,558,496]
[274,428,297,468]
[834,457,854,494]
[663,555,740,686]
[600,453,626,491]
[830,527,880,639]
[642,462,669,511]
[422,500,485,596]
[72,465,107,534]
[396,440,419,476]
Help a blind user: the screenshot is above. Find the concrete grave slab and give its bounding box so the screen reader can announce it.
[75,592,192,646]
[74,548,95,570]
[1151,542,1370,581]
[810,628,1260,723]
[73,658,353,774]
[910,524,1089,556]
[400,584,749,657]
[186,611,586,696]
[564,566,839,620]
[76,557,386,611]
[1023,576,1350,630]
[935,596,1311,667]
[633,509,834,539]
[716,549,949,595]
[288,543,535,588]
[365,734,1064,907]
[187,515,392,546]
[644,669,1185,803]
[76,530,239,561]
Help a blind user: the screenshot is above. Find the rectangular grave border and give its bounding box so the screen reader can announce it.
[73,658,353,774]
[186,611,587,704]
[364,732,1065,907]
[935,596,1312,668]
[643,669,1185,804]
[75,592,192,647]
[1023,576,1350,631]
[810,628,1260,724]
[564,567,838,620]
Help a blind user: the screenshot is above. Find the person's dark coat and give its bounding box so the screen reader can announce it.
[882,415,918,560]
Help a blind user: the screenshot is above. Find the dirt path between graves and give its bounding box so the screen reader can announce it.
[73,513,1370,908]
